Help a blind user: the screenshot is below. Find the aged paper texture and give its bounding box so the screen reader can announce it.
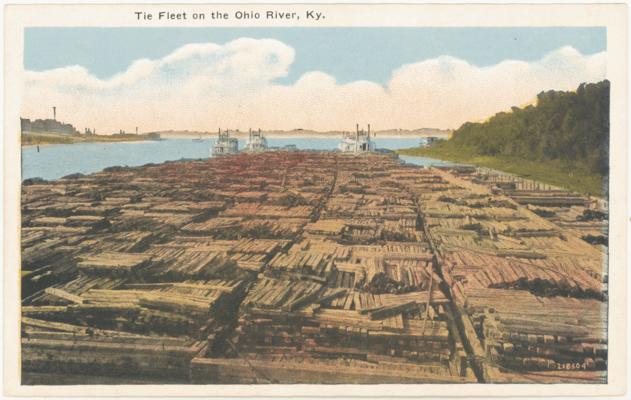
[3,2,628,397]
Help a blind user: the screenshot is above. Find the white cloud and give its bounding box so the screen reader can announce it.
[22,40,606,133]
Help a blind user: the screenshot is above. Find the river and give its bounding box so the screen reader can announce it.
[21,137,452,181]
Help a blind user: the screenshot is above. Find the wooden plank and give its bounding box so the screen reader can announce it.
[44,287,84,304]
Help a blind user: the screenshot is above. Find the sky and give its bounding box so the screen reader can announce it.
[22,27,607,132]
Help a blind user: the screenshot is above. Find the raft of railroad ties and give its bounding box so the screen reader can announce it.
[21,127,608,384]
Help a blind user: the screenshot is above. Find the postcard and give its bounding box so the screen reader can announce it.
[3,2,628,397]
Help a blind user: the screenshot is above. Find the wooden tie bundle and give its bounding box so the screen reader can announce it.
[22,318,206,380]
[413,166,607,382]
[233,276,457,368]
[267,251,335,281]
[459,168,607,250]
[76,252,152,277]
[465,288,607,372]
[146,246,252,281]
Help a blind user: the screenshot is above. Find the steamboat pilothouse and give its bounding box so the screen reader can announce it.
[211,128,239,157]
[338,124,375,153]
[243,128,269,152]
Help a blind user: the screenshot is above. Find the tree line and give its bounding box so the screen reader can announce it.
[433,80,610,177]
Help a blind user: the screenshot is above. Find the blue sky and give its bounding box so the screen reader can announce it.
[24,27,606,85]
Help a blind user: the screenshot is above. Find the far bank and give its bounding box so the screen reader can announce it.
[21,132,161,146]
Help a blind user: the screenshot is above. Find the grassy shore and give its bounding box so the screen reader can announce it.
[398,146,605,196]
[22,132,155,146]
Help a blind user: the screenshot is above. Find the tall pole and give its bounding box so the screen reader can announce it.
[52,106,56,121]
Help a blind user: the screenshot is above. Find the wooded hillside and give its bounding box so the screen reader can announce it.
[438,80,610,176]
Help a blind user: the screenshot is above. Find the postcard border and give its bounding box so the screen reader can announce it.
[3,2,628,397]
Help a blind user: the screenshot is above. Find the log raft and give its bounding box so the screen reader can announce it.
[20,151,606,384]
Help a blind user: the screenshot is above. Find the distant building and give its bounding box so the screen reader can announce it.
[147,132,162,140]
[21,118,80,136]
[244,129,268,152]
[338,124,375,153]
[424,136,445,146]
[211,129,239,157]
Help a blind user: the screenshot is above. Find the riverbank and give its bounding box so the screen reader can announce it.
[21,132,158,146]
[397,146,605,196]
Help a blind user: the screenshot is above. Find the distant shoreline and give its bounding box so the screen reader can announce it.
[160,130,452,140]
[22,130,452,145]
[21,132,159,146]
[162,134,444,139]
[22,140,154,149]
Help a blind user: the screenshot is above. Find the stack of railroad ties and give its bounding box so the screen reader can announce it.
[20,151,608,384]
[21,152,477,383]
[442,165,609,249]
[20,152,336,383]
[408,166,608,383]
[192,154,475,383]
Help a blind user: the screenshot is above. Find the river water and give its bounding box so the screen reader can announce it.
[21,137,452,181]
